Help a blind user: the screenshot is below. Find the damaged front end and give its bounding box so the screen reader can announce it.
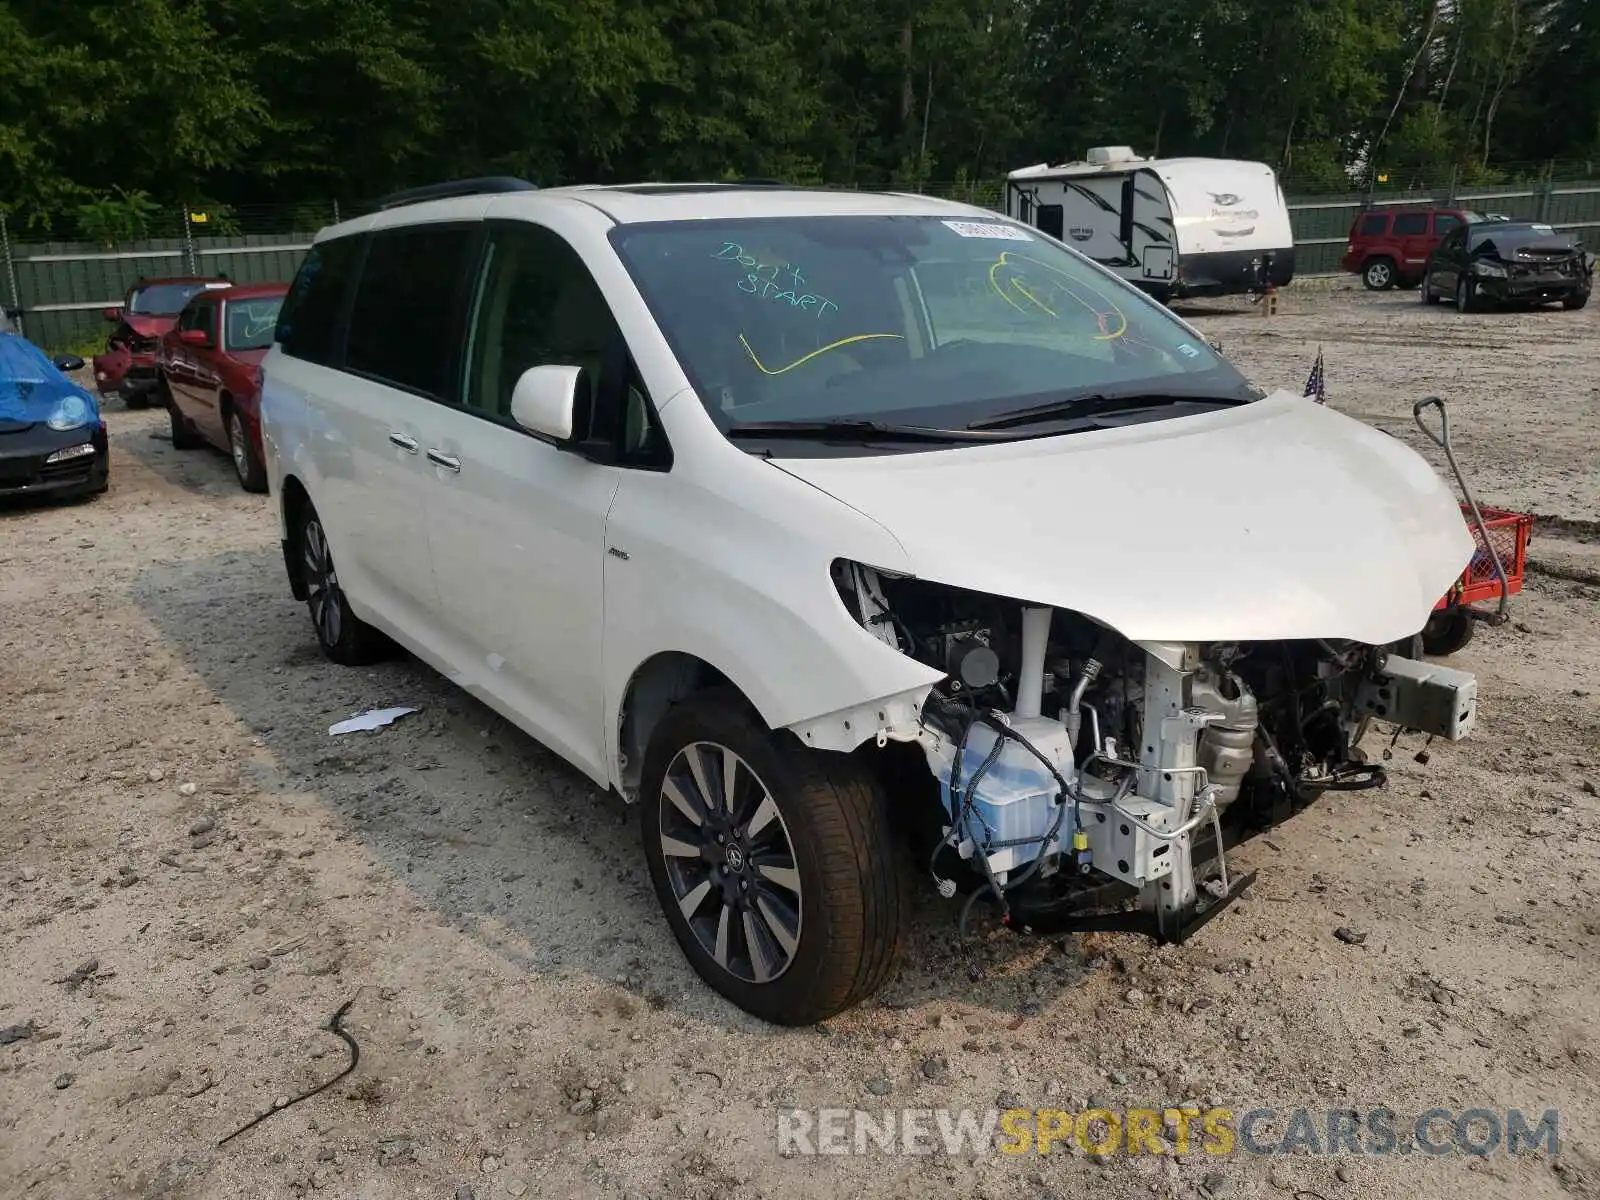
[824,561,1478,941]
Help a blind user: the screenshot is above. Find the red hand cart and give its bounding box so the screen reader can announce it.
[1413,398,1535,655]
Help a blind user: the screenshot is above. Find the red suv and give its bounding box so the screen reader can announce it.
[1341,207,1485,290]
[92,276,231,407]
[158,282,287,492]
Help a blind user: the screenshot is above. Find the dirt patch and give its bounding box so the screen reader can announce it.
[2,304,1597,1200]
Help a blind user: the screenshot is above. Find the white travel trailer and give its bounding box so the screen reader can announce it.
[1006,147,1296,299]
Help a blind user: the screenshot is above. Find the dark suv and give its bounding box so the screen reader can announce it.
[1422,221,1592,312]
[1341,207,1484,290]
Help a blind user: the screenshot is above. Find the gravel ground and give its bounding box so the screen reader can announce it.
[2,287,1597,1200]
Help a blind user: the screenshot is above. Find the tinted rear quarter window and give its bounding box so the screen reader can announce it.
[1359,214,1388,236]
[345,225,477,398]
[277,236,363,365]
[1392,212,1428,235]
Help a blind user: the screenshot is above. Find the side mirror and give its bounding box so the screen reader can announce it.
[52,354,85,373]
[179,328,210,348]
[102,307,121,323]
[510,365,586,442]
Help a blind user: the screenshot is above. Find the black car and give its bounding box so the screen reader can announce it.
[1,307,110,502]
[1421,221,1593,312]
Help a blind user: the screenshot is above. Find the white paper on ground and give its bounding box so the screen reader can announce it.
[328,706,419,736]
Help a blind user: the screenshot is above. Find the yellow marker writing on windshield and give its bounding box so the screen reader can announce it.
[988,251,1128,340]
[738,332,906,376]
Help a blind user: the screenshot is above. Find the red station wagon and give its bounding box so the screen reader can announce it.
[158,282,287,492]
[1341,207,1485,290]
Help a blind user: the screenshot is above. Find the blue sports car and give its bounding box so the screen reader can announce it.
[0,307,109,501]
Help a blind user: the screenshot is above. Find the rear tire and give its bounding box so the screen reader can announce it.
[224,404,267,493]
[1362,258,1396,290]
[293,501,390,665]
[1421,607,1475,656]
[640,693,905,1025]
[165,382,202,449]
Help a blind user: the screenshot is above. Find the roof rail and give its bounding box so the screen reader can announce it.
[376,176,538,211]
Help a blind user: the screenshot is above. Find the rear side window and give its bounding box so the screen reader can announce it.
[277,236,362,365]
[1392,212,1428,235]
[345,225,476,398]
[1359,214,1388,236]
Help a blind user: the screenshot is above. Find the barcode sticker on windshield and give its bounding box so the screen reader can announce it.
[941,220,1032,241]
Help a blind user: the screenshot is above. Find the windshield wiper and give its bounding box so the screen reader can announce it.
[727,418,1009,443]
[967,391,1243,431]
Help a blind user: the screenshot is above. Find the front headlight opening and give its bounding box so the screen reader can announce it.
[47,396,93,431]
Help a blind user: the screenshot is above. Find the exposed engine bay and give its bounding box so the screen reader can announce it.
[833,561,1478,939]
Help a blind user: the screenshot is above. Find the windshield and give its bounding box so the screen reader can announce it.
[1470,224,1572,250]
[609,215,1252,436]
[225,296,283,350]
[128,283,210,316]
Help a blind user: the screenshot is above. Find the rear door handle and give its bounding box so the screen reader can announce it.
[427,449,461,473]
[388,432,419,454]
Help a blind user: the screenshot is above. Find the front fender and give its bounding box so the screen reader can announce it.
[602,452,944,786]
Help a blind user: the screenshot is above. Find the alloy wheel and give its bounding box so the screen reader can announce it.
[229,413,249,482]
[658,741,802,983]
[303,518,343,647]
[1365,261,1392,289]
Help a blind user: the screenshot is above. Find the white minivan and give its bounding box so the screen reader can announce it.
[262,178,1477,1024]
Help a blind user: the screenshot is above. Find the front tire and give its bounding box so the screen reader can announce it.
[1456,278,1477,313]
[640,694,905,1025]
[293,502,389,665]
[1563,291,1589,311]
[1421,271,1441,305]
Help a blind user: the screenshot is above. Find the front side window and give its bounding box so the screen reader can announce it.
[462,222,666,463]
[610,215,1252,439]
[345,224,476,398]
[225,297,284,351]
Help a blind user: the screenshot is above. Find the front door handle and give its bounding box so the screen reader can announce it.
[388,432,419,454]
[427,449,462,473]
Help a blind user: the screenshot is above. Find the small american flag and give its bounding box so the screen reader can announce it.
[1304,347,1327,404]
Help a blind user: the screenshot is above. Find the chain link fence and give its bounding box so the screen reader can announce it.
[6,169,1599,350]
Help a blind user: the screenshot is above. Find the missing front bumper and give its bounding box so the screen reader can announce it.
[1003,869,1257,942]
